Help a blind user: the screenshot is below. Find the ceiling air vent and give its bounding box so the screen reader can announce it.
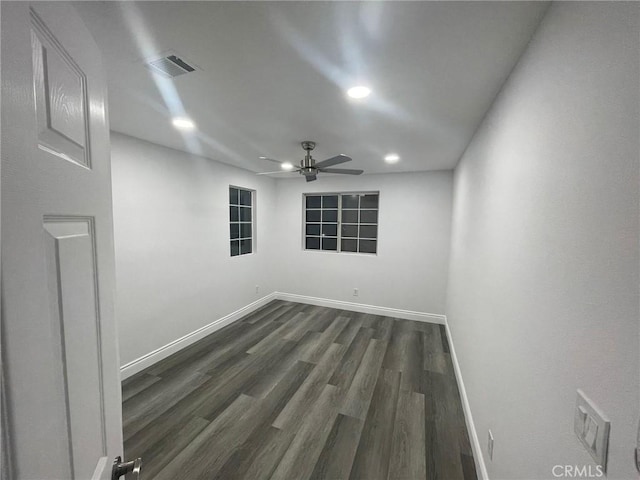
[145,53,196,79]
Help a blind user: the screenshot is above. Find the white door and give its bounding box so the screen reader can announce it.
[2,2,124,479]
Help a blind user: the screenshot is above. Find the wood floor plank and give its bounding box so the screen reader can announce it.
[309,414,365,480]
[328,327,374,390]
[242,359,316,430]
[383,325,422,393]
[306,308,338,332]
[121,373,161,402]
[348,368,401,480]
[145,320,251,376]
[439,324,451,353]
[271,384,341,480]
[333,317,364,346]
[125,355,309,464]
[373,316,394,341]
[388,389,426,480]
[138,416,209,480]
[244,302,292,325]
[461,453,478,480]
[152,319,280,379]
[246,315,304,354]
[122,370,210,440]
[273,343,347,431]
[424,419,438,479]
[152,394,257,480]
[435,419,465,479]
[248,303,300,328]
[300,316,350,363]
[434,371,465,426]
[282,312,314,341]
[401,331,423,393]
[399,318,440,334]
[242,300,285,323]
[289,330,323,363]
[424,351,455,376]
[359,313,381,330]
[216,425,294,480]
[428,370,467,479]
[214,360,316,479]
[423,325,444,354]
[183,360,314,479]
[124,377,222,459]
[340,339,389,420]
[195,338,297,420]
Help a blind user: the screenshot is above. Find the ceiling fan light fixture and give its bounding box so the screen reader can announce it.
[347,86,371,99]
[384,153,400,164]
[281,162,294,171]
[172,117,196,131]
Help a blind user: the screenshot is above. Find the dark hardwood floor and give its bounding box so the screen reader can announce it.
[121,300,477,480]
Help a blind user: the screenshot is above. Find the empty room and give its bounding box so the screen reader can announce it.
[1,1,638,479]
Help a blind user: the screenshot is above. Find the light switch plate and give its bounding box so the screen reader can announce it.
[574,389,610,472]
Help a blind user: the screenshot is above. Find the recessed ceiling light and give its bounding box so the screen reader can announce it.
[172,117,195,131]
[384,153,400,164]
[347,86,371,99]
[281,162,294,171]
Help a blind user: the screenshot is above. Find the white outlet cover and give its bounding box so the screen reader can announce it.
[574,389,610,472]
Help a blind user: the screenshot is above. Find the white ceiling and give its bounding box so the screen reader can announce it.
[76,1,548,175]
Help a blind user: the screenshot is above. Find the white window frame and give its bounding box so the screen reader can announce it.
[302,191,379,255]
[229,185,255,257]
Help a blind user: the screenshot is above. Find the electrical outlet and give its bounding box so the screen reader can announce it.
[488,429,494,460]
[353,288,358,297]
[255,285,260,294]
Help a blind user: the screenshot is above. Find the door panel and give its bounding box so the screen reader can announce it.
[44,217,107,479]
[2,2,121,479]
[31,9,90,167]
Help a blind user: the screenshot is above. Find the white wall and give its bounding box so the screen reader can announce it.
[273,171,453,315]
[446,3,639,479]
[111,133,278,366]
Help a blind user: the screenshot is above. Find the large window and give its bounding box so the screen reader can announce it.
[229,186,253,256]
[304,192,379,254]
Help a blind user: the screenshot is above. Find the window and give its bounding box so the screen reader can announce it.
[304,192,379,254]
[229,186,253,256]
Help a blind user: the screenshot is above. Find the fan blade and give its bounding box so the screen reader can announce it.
[305,174,317,182]
[256,169,299,175]
[314,154,352,169]
[260,157,287,165]
[318,167,363,175]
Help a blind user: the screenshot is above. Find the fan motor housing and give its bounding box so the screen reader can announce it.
[301,141,316,151]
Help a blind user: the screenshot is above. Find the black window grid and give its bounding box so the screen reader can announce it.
[304,193,379,254]
[230,186,254,256]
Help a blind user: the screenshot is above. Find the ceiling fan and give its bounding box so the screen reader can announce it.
[258,141,363,182]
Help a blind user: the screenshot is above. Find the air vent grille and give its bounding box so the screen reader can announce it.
[146,54,196,79]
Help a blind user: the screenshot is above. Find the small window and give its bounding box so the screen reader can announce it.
[229,186,254,256]
[304,192,379,254]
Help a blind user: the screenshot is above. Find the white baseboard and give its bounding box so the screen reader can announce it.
[120,292,277,380]
[275,292,446,324]
[444,319,489,480]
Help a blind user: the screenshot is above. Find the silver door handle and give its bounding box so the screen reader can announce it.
[112,455,142,480]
